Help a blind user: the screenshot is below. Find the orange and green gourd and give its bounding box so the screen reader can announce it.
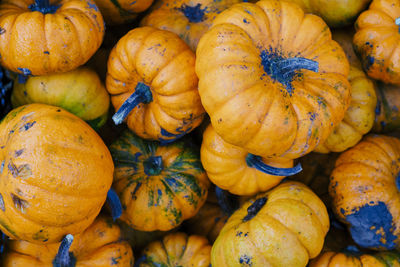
[106,27,205,143]
[2,216,134,266]
[109,130,209,232]
[135,232,211,267]
[211,181,330,266]
[0,104,114,244]
[0,0,105,76]
[196,0,351,160]
[373,82,400,133]
[11,67,110,130]
[140,0,241,51]
[330,135,400,250]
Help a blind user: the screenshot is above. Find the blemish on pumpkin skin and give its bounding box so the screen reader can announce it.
[111,256,122,265]
[0,160,4,174]
[14,149,24,157]
[239,255,252,266]
[11,193,29,213]
[19,121,36,132]
[0,194,5,211]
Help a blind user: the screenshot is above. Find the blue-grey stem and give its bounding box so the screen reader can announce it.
[29,0,59,14]
[215,186,239,216]
[143,156,163,176]
[53,234,75,267]
[243,197,267,222]
[180,4,206,23]
[245,154,302,176]
[107,189,122,221]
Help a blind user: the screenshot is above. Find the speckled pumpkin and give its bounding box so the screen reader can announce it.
[0,0,105,76]
[3,216,134,266]
[106,27,205,142]
[211,181,330,267]
[354,0,400,85]
[0,104,113,243]
[196,0,351,159]
[109,130,209,232]
[201,124,301,196]
[330,135,400,250]
[373,82,400,133]
[136,232,211,267]
[140,0,241,51]
[314,66,377,153]
[11,67,110,130]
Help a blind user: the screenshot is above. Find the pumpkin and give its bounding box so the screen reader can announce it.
[314,66,377,153]
[0,0,105,76]
[94,0,153,25]
[330,135,400,250]
[11,67,110,130]
[285,0,371,28]
[136,232,211,267]
[0,104,113,243]
[201,124,301,196]
[140,0,241,51]
[353,0,400,85]
[106,27,205,142]
[310,246,400,267]
[0,66,13,119]
[332,28,362,68]
[3,216,134,266]
[109,130,209,231]
[196,0,351,159]
[211,181,329,267]
[373,82,400,133]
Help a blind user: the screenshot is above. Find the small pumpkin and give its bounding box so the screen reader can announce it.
[373,82,400,133]
[0,104,113,243]
[196,0,351,159]
[140,0,241,51]
[353,0,400,85]
[0,0,105,76]
[109,130,209,232]
[211,181,329,267]
[330,135,400,250]
[3,216,134,266]
[136,232,211,267]
[11,67,110,130]
[201,124,301,196]
[106,27,205,142]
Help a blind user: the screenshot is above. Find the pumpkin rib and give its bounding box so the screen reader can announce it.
[362,139,400,169]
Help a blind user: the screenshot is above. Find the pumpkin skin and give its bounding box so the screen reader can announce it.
[373,82,400,133]
[11,67,110,130]
[0,104,113,243]
[109,130,209,232]
[211,181,330,267]
[3,216,134,266]
[0,0,105,76]
[330,135,400,250]
[106,27,205,142]
[137,232,211,267]
[353,0,400,85]
[314,66,377,153]
[196,0,351,159]
[140,0,241,51]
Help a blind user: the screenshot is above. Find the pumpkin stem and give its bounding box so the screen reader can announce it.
[53,234,75,267]
[215,186,240,216]
[342,245,363,256]
[29,0,60,14]
[260,50,319,95]
[107,189,122,221]
[179,4,206,23]
[134,255,147,267]
[112,82,152,125]
[245,153,302,176]
[143,156,163,176]
[243,197,267,222]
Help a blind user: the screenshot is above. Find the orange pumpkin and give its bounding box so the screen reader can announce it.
[106,26,205,142]
[3,216,134,266]
[0,0,105,76]
[373,82,400,133]
[196,0,351,159]
[140,0,241,51]
[0,104,113,243]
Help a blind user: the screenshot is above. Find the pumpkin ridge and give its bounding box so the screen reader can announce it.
[363,138,400,170]
[61,12,84,60]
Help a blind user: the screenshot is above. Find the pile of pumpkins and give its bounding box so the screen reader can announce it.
[0,0,400,266]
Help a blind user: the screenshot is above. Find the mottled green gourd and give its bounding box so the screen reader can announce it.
[109,130,209,232]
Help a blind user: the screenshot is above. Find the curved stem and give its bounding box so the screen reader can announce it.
[107,189,122,221]
[274,57,319,75]
[112,82,152,125]
[215,186,239,216]
[242,197,267,222]
[53,234,74,267]
[29,0,59,13]
[245,154,302,176]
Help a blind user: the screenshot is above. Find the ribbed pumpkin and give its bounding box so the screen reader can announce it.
[354,0,400,85]
[314,66,376,153]
[211,181,330,266]
[196,0,351,159]
[0,104,113,243]
[140,0,241,51]
[373,82,400,133]
[136,232,211,267]
[109,130,209,231]
[11,67,110,130]
[106,27,205,142]
[201,124,301,196]
[3,216,134,266]
[0,0,105,76]
[330,135,400,250]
